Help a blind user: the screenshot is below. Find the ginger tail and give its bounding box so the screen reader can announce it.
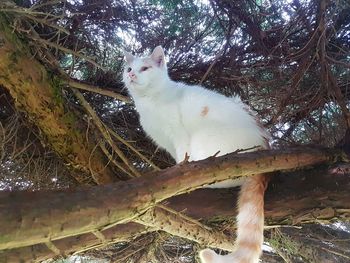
[199,174,269,263]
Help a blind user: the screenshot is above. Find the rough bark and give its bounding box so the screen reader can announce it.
[135,205,235,251]
[1,167,350,261]
[0,223,151,263]
[167,169,350,226]
[0,146,345,250]
[0,15,114,185]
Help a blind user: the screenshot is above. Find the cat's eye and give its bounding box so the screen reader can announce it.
[127,67,132,72]
[140,66,150,72]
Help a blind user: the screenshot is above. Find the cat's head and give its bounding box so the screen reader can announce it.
[122,46,168,94]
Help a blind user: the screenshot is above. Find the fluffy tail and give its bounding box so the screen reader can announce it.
[199,174,268,263]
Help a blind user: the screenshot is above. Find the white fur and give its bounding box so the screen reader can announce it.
[237,203,261,224]
[123,46,267,187]
[123,46,268,262]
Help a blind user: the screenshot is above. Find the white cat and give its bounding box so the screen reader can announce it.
[123,46,269,263]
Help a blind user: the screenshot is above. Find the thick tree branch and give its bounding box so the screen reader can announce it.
[0,146,345,250]
[1,165,350,261]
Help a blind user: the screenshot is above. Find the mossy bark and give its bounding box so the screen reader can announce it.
[0,16,114,185]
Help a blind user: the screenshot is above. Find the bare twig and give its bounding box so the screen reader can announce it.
[32,36,105,70]
[106,127,161,171]
[99,141,135,178]
[64,78,131,103]
[72,88,140,177]
[23,14,70,35]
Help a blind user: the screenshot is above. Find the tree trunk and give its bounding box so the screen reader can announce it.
[0,146,346,250]
[0,15,114,185]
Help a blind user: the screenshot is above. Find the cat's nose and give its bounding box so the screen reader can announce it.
[128,71,136,79]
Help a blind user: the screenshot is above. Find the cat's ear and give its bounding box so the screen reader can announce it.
[150,46,165,67]
[123,50,134,64]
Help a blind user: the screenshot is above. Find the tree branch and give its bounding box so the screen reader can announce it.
[0,223,152,262]
[72,88,140,177]
[63,78,131,103]
[1,164,350,261]
[135,205,235,251]
[0,146,345,250]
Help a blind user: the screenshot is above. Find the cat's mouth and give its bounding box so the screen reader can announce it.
[126,78,143,88]
[129,79,141,86]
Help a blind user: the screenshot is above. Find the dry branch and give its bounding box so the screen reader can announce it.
[106,126,161,171]
[72,88,140,177]
[64,78,130,103]
[32,37,104,70]
[0,146,344,250]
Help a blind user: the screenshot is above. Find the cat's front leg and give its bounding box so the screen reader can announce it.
[174,140,191,164]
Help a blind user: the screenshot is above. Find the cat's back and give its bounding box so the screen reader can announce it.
[178,83,255,128]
